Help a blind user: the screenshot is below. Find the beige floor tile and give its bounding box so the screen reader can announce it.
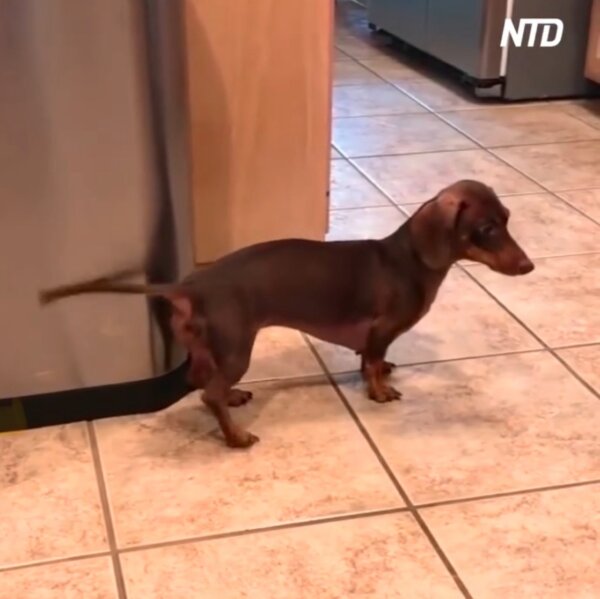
[330,159,391,209]
[327,206,405,241]
[492,141,600,191]
[334,47,352,62]
[396,78,492,111]
[442,107,600,147]
[121,513,463,599]
[334,61,382,86]
[562,99,600,129]
[243,326,323,381]
[0,557,118,599]
[335,36,396,60]
[0,424,107,568]
[333,83,425,118]
[337,353,600,503]
[333,114,474,158]
[469,254,600,347]
[494,194,600,259]
[354,150,542,205]
[358,55,428,83]
[95,380,402,548]
[312,268,539,373]
[422,485,600,598]
[557,345,600,394]
[558,189,600,222]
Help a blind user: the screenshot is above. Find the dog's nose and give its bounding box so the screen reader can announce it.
[517,258,534,275]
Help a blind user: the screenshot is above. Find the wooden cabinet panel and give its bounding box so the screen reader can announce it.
[184,0,333,263]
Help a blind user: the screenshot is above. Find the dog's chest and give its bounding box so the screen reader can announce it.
[414,270,447,321]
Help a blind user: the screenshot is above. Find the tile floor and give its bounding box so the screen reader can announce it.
[2,2,600,597]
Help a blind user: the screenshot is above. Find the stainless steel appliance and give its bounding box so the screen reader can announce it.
[0,0,193,430]
[368,0,597,99]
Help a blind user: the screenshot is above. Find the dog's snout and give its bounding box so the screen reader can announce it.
[517,258,534,275]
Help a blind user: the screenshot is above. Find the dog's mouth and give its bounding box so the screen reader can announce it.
[491,256,535,276]
[464,245,535,276]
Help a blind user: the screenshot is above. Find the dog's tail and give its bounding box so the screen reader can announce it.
[39,268,180,306]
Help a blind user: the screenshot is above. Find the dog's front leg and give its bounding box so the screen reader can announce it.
[361,321,405,403]
[201,373,259,448]
[359,354,396,378]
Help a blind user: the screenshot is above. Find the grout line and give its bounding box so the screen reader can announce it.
[244,338,594,391]
[87,423,128,599]
[244,347,553,388]
[487,137,600,150]
[332,109,430,120]
[427,112,600,228]
[18,479,599,578]
[554,103,600,132]
[338,44,600,225]
[329,203,401,212]
[552,340,600,351]
[435,112,600,151]
[0,551,112,575]
[548,190,600,228]
[416,478,600,511]
[330,157,398,210]
[457,265,600,403]
[472,249,600,261]
[333,42,425,94]
[117,507,410,555]
[392,189,572,202]
[318,347,546,376]
[302,334,474,599]
[342,146,483,161]
[465,253,600,266]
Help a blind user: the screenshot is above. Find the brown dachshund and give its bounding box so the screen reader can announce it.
[40,180,534,448]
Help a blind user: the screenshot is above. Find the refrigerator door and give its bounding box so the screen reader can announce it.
[0,0,192,400]
[503,0,596,99]
[368,0,430,51]
[426,0,508,79]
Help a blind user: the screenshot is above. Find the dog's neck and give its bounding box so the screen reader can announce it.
[383,220,454,274]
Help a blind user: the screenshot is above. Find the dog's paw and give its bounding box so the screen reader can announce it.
[226,431,260,449]
[368,385,402,403]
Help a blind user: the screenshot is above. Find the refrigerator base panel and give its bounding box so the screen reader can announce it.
[0,358,192,433]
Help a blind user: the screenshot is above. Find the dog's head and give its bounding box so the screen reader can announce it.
[410,180,534,275]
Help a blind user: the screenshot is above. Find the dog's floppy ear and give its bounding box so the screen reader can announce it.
[410,190,467,270]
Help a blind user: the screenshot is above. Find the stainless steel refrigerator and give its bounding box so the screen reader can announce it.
[0,0,194,430]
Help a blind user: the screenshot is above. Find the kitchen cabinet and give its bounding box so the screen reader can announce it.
[184,0,333,263]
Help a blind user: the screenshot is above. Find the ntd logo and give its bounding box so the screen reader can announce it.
[500,18,564,48]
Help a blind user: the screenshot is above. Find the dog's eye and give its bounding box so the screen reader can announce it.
[478,223,497,238]
[471,223,498,247]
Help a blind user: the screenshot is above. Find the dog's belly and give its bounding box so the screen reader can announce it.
[292,320,372,352]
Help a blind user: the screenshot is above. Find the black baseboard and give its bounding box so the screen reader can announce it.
[0,358,193,433]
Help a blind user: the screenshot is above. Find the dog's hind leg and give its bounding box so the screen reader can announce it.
[193,319,258,448]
